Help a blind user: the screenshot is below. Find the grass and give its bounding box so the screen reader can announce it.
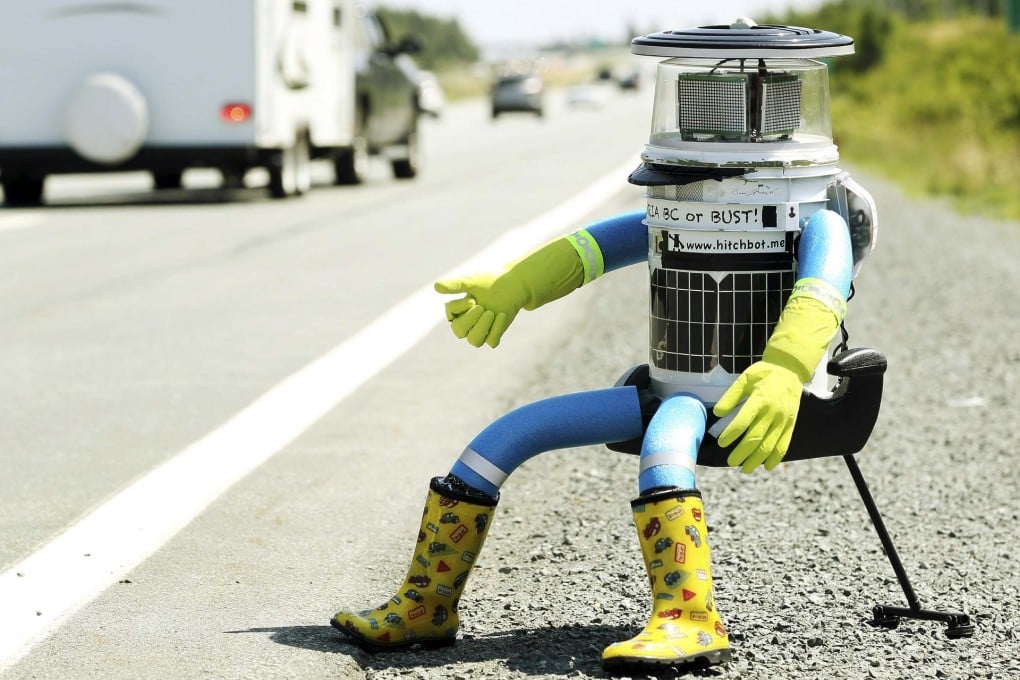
[830,17,1020,221]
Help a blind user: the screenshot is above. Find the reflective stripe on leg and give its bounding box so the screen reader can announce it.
[640,451,697,478]
[638,392,707,494]
[455,447,509,490]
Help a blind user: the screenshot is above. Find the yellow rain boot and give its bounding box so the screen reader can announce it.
[602,488,731,673]
[331,476,497,650]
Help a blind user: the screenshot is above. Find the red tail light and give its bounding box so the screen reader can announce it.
[220,103,252,123]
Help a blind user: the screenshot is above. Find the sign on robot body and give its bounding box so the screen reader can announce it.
[646,198,799,230]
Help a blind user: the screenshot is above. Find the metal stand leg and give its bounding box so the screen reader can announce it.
[843,455,975,638]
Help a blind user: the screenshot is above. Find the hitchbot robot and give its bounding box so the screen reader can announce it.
[332,19,974,674]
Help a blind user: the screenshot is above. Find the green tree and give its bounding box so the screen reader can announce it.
[375,8,479,70]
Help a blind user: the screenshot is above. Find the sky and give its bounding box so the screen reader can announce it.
[368,0,830,49]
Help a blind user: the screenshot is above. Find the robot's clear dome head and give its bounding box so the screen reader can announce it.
[649,56,833,146]
[631,22,852,167]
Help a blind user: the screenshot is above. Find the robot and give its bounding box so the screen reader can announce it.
[332,19,877,674]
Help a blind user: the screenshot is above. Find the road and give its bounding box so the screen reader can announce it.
[2,85,1018,680]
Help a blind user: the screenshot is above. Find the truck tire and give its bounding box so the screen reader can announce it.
[220,170,245,189]
[267,149,291,198]
[391,117,420,180]
[152,171,183,190]
[268,133,311,199]
[334,134,369,185]
[2,175,45,207]
[293,133,312,195]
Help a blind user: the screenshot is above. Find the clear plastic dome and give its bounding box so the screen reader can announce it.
[649,57,832,148]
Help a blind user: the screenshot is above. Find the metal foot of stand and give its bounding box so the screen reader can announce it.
[843,455,975,639]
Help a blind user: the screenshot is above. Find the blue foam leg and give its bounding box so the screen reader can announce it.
[449,386,645,497]
[638,393,706,494]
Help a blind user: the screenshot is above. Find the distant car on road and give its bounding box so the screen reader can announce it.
[491,74,545,119]
[617,69,643,91]
[566,83,610,109]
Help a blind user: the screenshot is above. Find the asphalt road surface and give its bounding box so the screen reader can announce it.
[2,84,1018,680]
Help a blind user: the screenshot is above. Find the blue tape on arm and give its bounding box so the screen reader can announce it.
[584,210,647,273]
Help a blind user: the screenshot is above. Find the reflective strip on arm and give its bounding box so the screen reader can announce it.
[789,277,847,322]
[565,228,605,285]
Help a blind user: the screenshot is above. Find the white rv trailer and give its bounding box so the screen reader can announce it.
[0,0,368,204]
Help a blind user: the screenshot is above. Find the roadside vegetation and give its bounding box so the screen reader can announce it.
[771,0,1020,220]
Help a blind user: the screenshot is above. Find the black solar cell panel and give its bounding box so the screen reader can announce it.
[650,264,795,375]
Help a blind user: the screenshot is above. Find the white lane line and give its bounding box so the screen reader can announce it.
[0,157,639,671]
[0,215,44,234]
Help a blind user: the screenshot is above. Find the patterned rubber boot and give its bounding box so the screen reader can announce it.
[601,488,732,673]
[331,476,498,650]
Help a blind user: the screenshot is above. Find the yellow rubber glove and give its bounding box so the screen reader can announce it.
[434,236,593,348]
[713,293,843,473]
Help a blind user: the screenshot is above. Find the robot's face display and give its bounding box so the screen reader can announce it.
[678,70,801,140]
[650,57,833,146]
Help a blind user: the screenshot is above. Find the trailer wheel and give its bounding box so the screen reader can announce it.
[2,175,45,207]
[268,133,311,199]
[220,170,245,189]
[293,133,312,195]
[334,134,369,186]
[152,171,183,190]
[268,149,290,198]
[391,118,420,180]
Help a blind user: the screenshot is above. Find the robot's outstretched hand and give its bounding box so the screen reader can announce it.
[434,272,526,348]
[712,361,802,473]
[435,237,588,348]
